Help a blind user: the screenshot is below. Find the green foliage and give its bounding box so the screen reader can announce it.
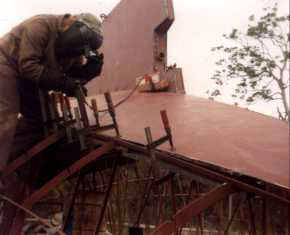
[209,3,289,120]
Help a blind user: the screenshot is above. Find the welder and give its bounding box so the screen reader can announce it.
[0,13,104,171]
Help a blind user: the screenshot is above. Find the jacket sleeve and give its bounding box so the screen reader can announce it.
[18,21,49,83]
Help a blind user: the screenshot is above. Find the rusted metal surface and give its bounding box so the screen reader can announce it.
[87,91,289,189]
[87,0,175,94]
[1,130,65,179]
[23,142,114,208]
[150,184,235,235]
[93,132,289,204]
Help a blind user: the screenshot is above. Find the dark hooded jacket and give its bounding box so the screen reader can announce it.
[0,14,80,81]
[0,14,81,120]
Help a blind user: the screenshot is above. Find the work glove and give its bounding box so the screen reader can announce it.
[62,78,80,97]
[39,68,79,97]
[66,53,104,84]
[86,52,104,76]
[83,53,104,83]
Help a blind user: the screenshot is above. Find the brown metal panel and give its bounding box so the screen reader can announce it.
[23,142,114,208]
[87,0,174,94]
[150,184,235,235]
[88,91,289,188]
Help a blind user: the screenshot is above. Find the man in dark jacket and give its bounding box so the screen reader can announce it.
[0,13,104,170]
[0,13,104,233]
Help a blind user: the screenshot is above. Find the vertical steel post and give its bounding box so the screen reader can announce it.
[228,194,233,221]
[262,199,267,235]
[217,201,223,235]
[170,177,178,235]
[63,98,73,143]
[160,110,174,150]
[288,193,290,235]
[104,92,120,136]
[95,154,119,235]
[247,195,257,235]
[145,127,153,145]
[38,89,49,137]
[135,165,154,227]
[155,183,162,225]
[145,127,156,161]
[284,190,290,235]
[265,184,273,235]
[47,93,58,132]
[51,92,60,120]
[170,177,177,213]
[195,182,204,235]
[75,86,90,128]
[59,93,65,116]
[74,107,86,150]
[91,98,100,128]
[157,182,167,225]
[64,96,72,119]
[176,175,186,207]
[224,194,245,235]
[63,172,83,231]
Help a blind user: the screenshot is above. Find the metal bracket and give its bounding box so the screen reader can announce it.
[89,92,120,137]
[145,110,175,153]
[104,92,120,136]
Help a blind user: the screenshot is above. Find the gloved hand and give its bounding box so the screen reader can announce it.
[66,53,104,84]
[61,78,80,97]
[82,52,104,83]
[39,68,79,97]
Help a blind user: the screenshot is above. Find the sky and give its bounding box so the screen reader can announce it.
[167,0,289,118]
[0,0,289,118]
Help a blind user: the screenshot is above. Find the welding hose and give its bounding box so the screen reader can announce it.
[82,77,144,113]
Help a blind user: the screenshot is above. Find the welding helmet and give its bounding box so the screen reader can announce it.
[55,13,103,58]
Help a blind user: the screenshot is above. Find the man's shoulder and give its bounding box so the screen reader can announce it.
[23,14,63,25]
[20,14,67,33]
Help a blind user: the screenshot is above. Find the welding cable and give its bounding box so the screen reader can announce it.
[0,193,66,235]
[81,77,144,113]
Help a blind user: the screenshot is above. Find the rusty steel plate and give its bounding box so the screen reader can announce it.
[82,91,289,189]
